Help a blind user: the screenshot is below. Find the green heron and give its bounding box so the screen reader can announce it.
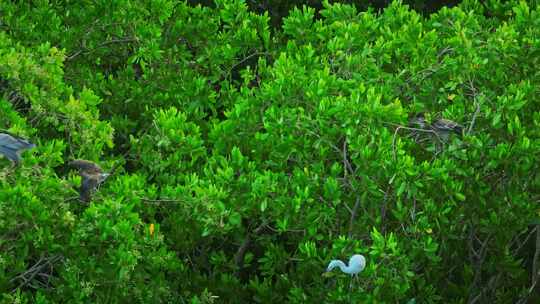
[0,132,35,165]
[430,118,463,140]
[408,113,427,130]
[408,113,429,142]
[69,159,109,202]
[408,114,463,141]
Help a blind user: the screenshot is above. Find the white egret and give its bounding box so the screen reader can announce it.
[326,254,366,289]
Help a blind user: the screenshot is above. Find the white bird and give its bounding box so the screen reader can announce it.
[326,254,366,289]
[326,254,366,275]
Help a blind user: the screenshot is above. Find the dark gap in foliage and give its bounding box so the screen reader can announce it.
[10,254,62,293]
[189,0,463,29]
[0,77,32,118]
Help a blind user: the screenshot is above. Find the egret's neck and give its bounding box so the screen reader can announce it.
[327,260,348,273]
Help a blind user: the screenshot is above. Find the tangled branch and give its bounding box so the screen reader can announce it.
[10,254,63,292]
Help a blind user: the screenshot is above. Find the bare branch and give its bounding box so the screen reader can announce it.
[467,101,481,135]
[380,187,391,234]
[10,255,63,292]
[234,221,267,276]
[347,196,361,238]
[342,139,355,176]
[532,225,540,289]
[467,231,492,303]
[227,52,270,76]
[66,37,139,62]
[141,197,185,204]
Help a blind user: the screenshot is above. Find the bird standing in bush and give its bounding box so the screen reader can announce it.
[326,254,366,289]
[69,159,110,202]
[0,132,35,165]
[408,113,429,142]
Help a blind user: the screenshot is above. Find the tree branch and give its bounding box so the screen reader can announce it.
[347,195,362,238]
[234,221,267,276]
[10,255,63,292]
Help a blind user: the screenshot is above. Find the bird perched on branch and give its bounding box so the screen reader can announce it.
[408,113,463,142]
[430,118,463,140]
[69,159,109,202]
[0,132,35,165]
[408,113,427,130]
[408,113,429,142]
[326,254,366,289]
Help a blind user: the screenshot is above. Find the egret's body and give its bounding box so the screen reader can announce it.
[326,254,366,275]
[326,254,366,290]
[0,132,35,165]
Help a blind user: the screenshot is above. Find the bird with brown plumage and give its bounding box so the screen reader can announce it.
[408,113,463,141]
[69,159,110,202]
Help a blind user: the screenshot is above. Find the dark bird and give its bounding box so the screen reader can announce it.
[408,113,427,130]
[0,132,36,165]
[408,113,429,142]
[430,118,463,140]
[69,159,109,202]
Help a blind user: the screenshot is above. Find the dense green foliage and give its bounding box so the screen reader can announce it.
[202,0,463,28]
[1,0,539,303]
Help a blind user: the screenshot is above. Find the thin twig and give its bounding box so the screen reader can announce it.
[263,224,305,234]
[467,101,481,136]
[380,186,390,234]
[227,51,270,76]
[532,224,540,290]
[343,202,353,215]
[66,49,83,61]
[467,232,492,302]
[141,197,184,204]
[512,226,537,255]
[470,273,502,304]
[465,76,482,136]
[347,196,361,238]
[66,37,138,61]
[234,221,267,276]
[342,139,355,176]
